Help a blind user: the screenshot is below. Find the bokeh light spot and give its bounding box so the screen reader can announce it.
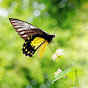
[26,17,33,23]
[33,9,41,17]
[0,8,8,18]
[8,7,14,14]
[26,84,32,88]
[32,1,39,9]
[31,79,37,86]
[11,2,17,8]
[39,3,45,10]
[40,84,46,88]
[43,12,49,18]
[61,0,68,3]
[0,0,2,3]
[58,2,65,8]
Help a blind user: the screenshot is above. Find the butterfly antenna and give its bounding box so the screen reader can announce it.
[48,44,54,53]
[53,27,63,35]
[52,27,63,50]
[53,27,59,35]
[52,40,56,50]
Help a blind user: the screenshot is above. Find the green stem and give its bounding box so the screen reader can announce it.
[59,57,72,68]
[63,79,71,88]
[75,70,79,88]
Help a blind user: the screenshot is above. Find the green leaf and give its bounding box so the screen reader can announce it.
[52,68,72,84]
[67,69,75,83]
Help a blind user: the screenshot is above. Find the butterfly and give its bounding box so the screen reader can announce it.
[9,18,55,58]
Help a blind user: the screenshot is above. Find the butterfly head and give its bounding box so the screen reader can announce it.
[50,35,55,41]
[51,35,55,37]
[46,34,55,43]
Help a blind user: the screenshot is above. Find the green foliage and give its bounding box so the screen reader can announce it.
[0,0,88,88]
[52,68,72,84]
[67,67,76,83]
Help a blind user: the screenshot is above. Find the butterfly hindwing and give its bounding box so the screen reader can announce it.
[9,18,48,40]
[38,40,48,58]
[22,35,46,57]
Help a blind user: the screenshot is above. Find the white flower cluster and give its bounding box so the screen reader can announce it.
[54,68,62,77]
[51,48,64,61]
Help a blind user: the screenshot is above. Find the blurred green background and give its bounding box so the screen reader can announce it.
[0,0,88,88]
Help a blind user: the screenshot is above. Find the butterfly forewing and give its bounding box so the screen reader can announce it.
[9,18,47,40]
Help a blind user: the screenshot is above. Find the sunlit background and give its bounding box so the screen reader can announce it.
[0,0,88,88]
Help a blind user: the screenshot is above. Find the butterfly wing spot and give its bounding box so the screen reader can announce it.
[22,35,27,37]
[25,42,27,44]
[28,38,30,40]
[25,49,27,51]
[27,51,30,54]
[32,51,34,53]
[17,28,25,31]
[30,25,36,29]
[31,35,33,39]
[30,53,32,55]
[24,46,25,49]
[19,31,25,34]
[15,25,24,28]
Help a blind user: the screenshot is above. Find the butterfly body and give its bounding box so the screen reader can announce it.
[9,18,55,58]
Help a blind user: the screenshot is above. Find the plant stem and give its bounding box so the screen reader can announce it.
[75,70,79,88]
[63,79,71,88]
[59,57,72,68]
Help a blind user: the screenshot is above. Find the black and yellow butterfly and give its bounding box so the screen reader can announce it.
[9,18,55,58]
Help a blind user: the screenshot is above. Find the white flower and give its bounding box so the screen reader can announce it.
[51,48,64,61]
[56,48,64,56]
[51,53,58,61]
[54,68,62,77]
